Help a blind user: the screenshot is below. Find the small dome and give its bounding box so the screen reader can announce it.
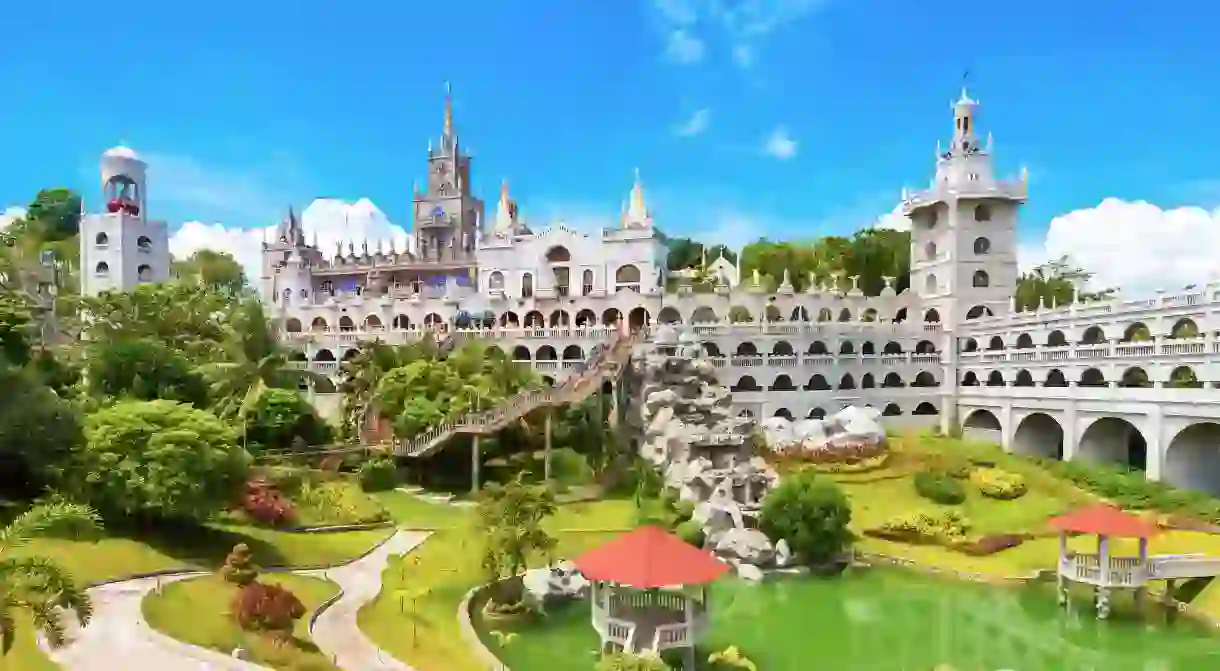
[103,145,141,161]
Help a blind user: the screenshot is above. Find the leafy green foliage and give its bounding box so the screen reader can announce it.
[708,645,759,670]
[0,501,101,654]
[230,581,306,639]
[880,509,970,542]
[243,388,330,453]
[358,458,398,492]
[476,477,556,606]
[171,249,247,294]
[1034,457,1220,520]
[759,472,853,564]
[0,292,34,366]
[675,519,705,547]
[220,543,260,586]
[972,468,1028,500]
[69,400,251,521]
[23,188,82,242]
[595,651,672,671]
[1014,255,1116,312]
[0,362,83,496]
[914,470,967,505]
[85,337,210,406]
[77,281,240,358]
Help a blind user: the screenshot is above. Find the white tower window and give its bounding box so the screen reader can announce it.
[95,262,109,275]
[974,204,991,221]
[924,242,937,261]
[94,232,109,246]
[137,235,153,251]
[973,237,991,255]
[972,270,990,287]
[137,264,152,281]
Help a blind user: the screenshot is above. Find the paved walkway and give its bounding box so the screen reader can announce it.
[41,529,431,671]
[304,530,430,670]
[42,573,271,671]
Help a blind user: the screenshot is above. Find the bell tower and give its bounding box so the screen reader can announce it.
[412,83,484,264]
[902,87,1028,326]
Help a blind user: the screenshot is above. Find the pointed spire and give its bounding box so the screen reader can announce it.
[494,179,514,233]
[443,81,454,139]
[623,168,650,228]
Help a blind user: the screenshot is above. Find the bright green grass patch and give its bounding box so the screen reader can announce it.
[143,573,339,671]
[0,615,59,671]
[372,491,470,529]
[357,497,633,671]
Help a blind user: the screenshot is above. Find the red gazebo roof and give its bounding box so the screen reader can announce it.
[1048,504,1160,538]
[573,525,731,588]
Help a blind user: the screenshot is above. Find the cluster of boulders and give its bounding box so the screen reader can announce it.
[760,405,887,456]
[522,560,590,608]
[631,327,789,580]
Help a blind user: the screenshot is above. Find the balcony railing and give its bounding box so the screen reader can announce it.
[958,337,1218,364]
[283,325,621,346]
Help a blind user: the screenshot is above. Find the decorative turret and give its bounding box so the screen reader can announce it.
[493,180,518,235]
[621,169,652,229]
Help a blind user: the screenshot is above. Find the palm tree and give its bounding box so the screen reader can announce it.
[339,339,434,438]
[0,501,101,654]
[199,297,325,423]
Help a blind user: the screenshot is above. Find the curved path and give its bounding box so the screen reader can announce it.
[41,529,430,671]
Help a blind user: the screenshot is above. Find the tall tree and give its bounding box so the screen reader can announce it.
[1014,255,1117,312]
[23,188,82,242]
[0,501,101,654]
[172,250,247,294]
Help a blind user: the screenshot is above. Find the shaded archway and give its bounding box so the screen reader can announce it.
[807,341,829,355]
[912,402,938,416]
[1120,367,1151,388]
[770,375,797,391]
[562,345,584,361]
[1045,369,1068,387]
[838,374,855,390]
[512,345,531,361]
[772,341,795,356]
[1164,423,1220,495]
[774,408,795,421]
[962,409,1002,444]
[732,376,762,392]
[690,306,718,323]
[965,305,993,320]
[499,311,521,328]
[602,308,622,326]
[574,309,597,327]
[1013,370,1035,387]
[735,342,759,356]
[807,407,826,420]
[285,318,302,333]
[882,404,901,417]
[805,375,830,391]
[1012,413,1064,459]
[657,306,682,325]
[536,345,558,361]
[1078,417,1147,471]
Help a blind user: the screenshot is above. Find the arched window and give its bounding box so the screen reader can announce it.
[95,261,109,274]
[521,273,534,298]
[974,204,991,222]
[488,271,505,292]
[94,232,109,246]
[972,270,990,288]
[137,264,152,281]
[973,237,991,255]
[582,269,594,295]
[137,235,153,250]
[924,241,937,260]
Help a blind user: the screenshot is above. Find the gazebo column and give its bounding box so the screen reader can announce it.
[1096,534,1111,619]
[683,593,696,670]
[1057,532,1068,606]
[1135,536,1149,608]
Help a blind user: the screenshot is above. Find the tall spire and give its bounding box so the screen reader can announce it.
[623,168,651,229]
[443,81,454,140]
[494,179,514,233]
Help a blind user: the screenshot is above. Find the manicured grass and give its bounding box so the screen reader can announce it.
[143,573,340,671]
[357,496,634,671]
[0,615,59,671]
[372,490,470,529]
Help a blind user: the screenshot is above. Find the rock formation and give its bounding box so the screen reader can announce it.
[631,326,785,579]
[760,405,888,456]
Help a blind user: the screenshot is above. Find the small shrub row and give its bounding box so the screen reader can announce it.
[914,470,966,505]
[973,468,1028,500]
[357,457,398,492]
[775,441,888,465]
[877,509,971,542]
[808,454,890,474]
[951,533,1027,556]
[241,479,296,527]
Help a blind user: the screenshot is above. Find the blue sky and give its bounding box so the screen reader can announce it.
[2,0,1218,252]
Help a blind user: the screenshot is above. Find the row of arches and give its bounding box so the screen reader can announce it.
[486,263,643,296]
[759,402,940,421]
[961,318,1203,352]
[285,307,654,333]
[722,340,938,357]
[309,344,590,363]
[961,366,1206,389]
[657,305,945,325]
[963,410,1220,496]
[731,371,940,392]
[94,262,155,280]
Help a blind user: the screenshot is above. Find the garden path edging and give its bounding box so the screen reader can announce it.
[458,580,515,671]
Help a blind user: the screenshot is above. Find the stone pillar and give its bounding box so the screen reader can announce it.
[1096,534,1112,619]
[544,409,553,483]
[471,435,481,495]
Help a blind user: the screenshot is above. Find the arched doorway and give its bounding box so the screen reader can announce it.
[1078,417,1147,471]
[1011,413,1064,460]
[962,409,1001,445]
[1163,422,1220,495]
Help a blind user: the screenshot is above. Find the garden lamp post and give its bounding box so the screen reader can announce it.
[467,388,482,495]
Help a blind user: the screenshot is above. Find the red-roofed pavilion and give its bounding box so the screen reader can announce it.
[573,526,729,664]
[1048,504,1160,619]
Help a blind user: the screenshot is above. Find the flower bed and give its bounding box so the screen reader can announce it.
[862,509,1029,557]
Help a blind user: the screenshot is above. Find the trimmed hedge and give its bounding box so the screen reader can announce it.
[973,468,1027,500]
[914,470,966,505]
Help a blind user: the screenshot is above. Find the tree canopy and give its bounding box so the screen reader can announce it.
[172,249,247,294]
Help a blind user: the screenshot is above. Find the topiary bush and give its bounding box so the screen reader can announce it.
[880,509,971,542]
[358,457,398,492]
[973,467,1028,500]
[914,470,966,505]
[759,471,853,565]
[220,543,259,586]
[241,478,296,527]
[230,581,306,641]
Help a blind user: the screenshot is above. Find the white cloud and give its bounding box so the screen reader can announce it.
[651,0,829,69]
[1022,198,1220,297]
[674,108,711,137]
[168,198,410,281]
[762,126,797,160]
[873,204,911,232]
[665,29,705,64]
[144,152,296,226]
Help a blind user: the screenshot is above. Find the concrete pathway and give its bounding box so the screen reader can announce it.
[41,529,431,671]
[303,529,430,670]
[42,573,271,671]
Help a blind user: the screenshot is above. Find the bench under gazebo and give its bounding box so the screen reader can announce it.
[573,525,730,668]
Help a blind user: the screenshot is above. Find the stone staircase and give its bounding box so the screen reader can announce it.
[394,330,640,458]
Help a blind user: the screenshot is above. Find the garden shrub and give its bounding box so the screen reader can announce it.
[595,651,672,671]
[672,498,696,523]
[220,543,259,586]
[708,645,759,670]
[879,509,971,542]
[953,533,1026,556]
[760,471,853,564]
[230,581,306,640]
[914,470,966,505]
[973,468,1028,500]
[549,447,594,486]
[675,519,705,548]
[1034,457,1220,521]
[358,457,398,492]
[242,479,296,527]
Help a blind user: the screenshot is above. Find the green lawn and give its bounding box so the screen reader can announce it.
[143,573,340,671]
[357,495,635,671]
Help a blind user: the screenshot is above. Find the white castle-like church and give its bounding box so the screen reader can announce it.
[78,87,1220,496]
